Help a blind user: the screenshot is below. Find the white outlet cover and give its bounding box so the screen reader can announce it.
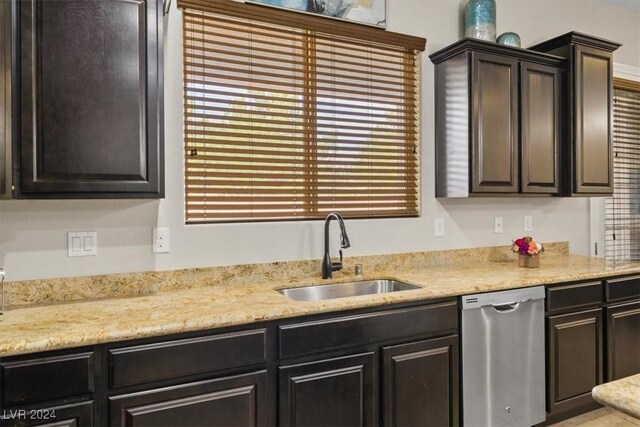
[153,227,170,254]
[68,231,97,257]
[524,216,533,232]
[434,218,445,237]
[494,217,504,234]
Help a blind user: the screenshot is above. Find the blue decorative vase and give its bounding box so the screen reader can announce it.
[497,32,521,47]
[464,0,496,42]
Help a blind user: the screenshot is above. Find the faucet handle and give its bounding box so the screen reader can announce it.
[330,250,344,272]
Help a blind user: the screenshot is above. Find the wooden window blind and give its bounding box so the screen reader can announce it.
[179,1,424,223]
[605,78,640,261]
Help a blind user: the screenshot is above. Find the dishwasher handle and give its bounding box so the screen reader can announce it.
[491,301,521,313]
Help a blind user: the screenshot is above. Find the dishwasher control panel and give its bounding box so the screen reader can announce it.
[461,286,545,309]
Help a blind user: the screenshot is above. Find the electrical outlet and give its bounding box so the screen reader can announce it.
[434,218,445,237]
[494,217,504,234]
[153,227,170,253]
[524,216,533,232]
[68,231,97,257]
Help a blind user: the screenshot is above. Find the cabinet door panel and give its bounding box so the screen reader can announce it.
[574,45,613,194]
[279,352,376,427]
[0,0,11,197]
[471,52,519,193]
[19,0,162,196]
[520,61,561,194]
[382,336,458,427]
[547,309,603,417]
[109,371,267,427]
[606,302,640,381]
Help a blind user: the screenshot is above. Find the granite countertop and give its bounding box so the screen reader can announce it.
[1,251,639,357]
[592,374,640,420]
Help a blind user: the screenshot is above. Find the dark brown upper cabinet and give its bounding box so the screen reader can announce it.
[470,52,519,194]
[0,0,12,198]
[520,61,562,194]
[2,0,164,199]
[431,39,564,197]
[531,32,621,196]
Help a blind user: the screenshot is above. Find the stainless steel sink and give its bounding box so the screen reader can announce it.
[278,279,420,301]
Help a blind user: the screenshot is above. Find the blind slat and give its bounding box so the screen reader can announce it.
[185,141,415,155]
[183,91,413,115]
[186,112,417,129]
[186,130,418,148]
[185,179,417,189]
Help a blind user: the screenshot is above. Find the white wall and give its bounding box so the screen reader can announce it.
[1,0,639,282]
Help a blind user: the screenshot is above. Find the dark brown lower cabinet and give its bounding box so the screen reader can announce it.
[606,301,640,381]
[546,309,603,419]
[109,371,267,427]
[278,352,376,427]
[382,336,459,427]
[0,401,93,427]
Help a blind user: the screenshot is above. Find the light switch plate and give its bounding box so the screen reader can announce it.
[494,217,504,234]
[524,216,533,232]
[434,218,445,237]
[68,231,97,257]
[153,227,170,253]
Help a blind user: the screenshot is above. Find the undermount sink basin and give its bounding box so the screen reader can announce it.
[278,279,420,301]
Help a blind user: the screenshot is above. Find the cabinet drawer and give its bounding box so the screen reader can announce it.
[605,276,640,304]
[546,281,602,313]
[109,329,267,389]
[279,302,457,359]
[1,351,94,406]
[0,401,94,427]
[110,371,267,427]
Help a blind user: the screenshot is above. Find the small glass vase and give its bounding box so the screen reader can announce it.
[464,0,497,42]
[519,254,540,268]
[497,32,521,47]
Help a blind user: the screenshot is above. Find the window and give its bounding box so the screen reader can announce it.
[605,78,640,261]
[179,0,425,223]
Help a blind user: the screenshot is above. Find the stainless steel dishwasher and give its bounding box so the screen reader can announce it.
[461,286,545,427]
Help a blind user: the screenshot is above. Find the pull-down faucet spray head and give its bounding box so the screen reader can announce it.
[322,212,351,279]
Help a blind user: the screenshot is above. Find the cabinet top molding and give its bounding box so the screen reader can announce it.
[429,37,565,66]
[530,31,621,53]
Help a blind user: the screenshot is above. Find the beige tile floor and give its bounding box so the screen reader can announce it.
[551,408,640,426]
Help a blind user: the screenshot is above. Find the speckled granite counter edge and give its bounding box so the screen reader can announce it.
[592,374,640,420]
[4,242,569,308]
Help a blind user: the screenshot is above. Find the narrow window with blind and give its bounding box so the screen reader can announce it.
[605,78,640,261]
[179,0,425,223]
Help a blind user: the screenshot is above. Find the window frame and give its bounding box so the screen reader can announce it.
[591,68,640,259]
[179,1,425,224]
